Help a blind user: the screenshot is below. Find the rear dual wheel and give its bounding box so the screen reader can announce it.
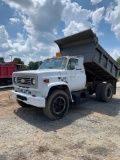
[96,83,103,101]
[96,83,113,102]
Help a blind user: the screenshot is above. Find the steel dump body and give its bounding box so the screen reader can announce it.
[0,62,23,84]
[55,29,119,82]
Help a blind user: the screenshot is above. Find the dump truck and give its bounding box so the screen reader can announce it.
[0,61,23,84]
[12,29,120,120]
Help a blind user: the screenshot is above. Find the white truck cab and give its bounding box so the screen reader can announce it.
[12,55,86,119]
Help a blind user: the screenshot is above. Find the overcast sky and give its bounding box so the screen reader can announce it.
[0,0,120,64]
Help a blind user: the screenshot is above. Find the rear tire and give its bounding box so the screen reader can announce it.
[100,83,113,102]
[88,90,94,95]
[17,100,32,108]
[96,83,103,101]
[43,90,69,120]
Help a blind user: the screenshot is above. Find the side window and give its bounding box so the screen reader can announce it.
[67,58,78,70]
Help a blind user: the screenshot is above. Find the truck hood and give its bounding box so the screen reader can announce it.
[13,69,65,76]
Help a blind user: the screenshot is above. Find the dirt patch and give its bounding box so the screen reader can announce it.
[78,155,101,160]
[87,146,109,156]
[36,145,61,156]
[37,146,49,153]
[0,155,7,160]
[0,91,17,118]
[13,152,27,160]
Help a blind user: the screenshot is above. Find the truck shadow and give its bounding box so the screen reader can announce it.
[14,107,87,132]
[82,95,120,117]
[14,95,120,132]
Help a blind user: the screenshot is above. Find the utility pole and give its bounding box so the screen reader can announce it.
[9,55,12,62]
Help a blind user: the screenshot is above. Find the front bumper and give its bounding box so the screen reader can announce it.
[12,90,45,108]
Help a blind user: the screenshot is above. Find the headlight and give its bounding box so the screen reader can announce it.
[14,77,17,83]
[31,78,35,85]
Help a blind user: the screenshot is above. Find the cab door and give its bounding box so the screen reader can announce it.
[66,58,86,91]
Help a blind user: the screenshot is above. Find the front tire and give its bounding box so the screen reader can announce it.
[43,90,69,120]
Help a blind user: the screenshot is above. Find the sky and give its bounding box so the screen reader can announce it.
[0,0,120,64]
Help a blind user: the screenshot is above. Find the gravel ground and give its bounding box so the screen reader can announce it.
[0,83,120,160]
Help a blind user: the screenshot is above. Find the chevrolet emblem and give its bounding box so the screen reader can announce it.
[21,79,25,83]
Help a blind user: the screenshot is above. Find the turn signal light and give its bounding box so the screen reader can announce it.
[56,52,60,57]
[43,79,49,83]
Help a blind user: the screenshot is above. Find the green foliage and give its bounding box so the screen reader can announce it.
[11,57,43,70]
[0,57,4,64]
[23,65,29,70]
[13,58,24,65]
[28,61,42,70]
[117,57,120,76]
[28,61,35,70]
[117,57,120,65]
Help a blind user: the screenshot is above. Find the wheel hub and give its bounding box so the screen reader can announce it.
[53,96,66,114]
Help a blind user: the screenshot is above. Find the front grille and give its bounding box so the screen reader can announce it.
[16,77,32,85]
[14,75,38,88]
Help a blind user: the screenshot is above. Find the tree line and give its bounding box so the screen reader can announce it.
[117,57,120,76]
[0,57,42,70]
[0,56,120,74]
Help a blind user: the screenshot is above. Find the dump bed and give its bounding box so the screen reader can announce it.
[0,62,22,78]
[55,29,119,82]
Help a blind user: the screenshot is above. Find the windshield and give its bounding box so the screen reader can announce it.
[38,58,67,70]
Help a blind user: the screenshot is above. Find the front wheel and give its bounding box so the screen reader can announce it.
[43,90,69,120]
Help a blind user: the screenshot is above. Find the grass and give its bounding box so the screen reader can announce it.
[118,76,120,81]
